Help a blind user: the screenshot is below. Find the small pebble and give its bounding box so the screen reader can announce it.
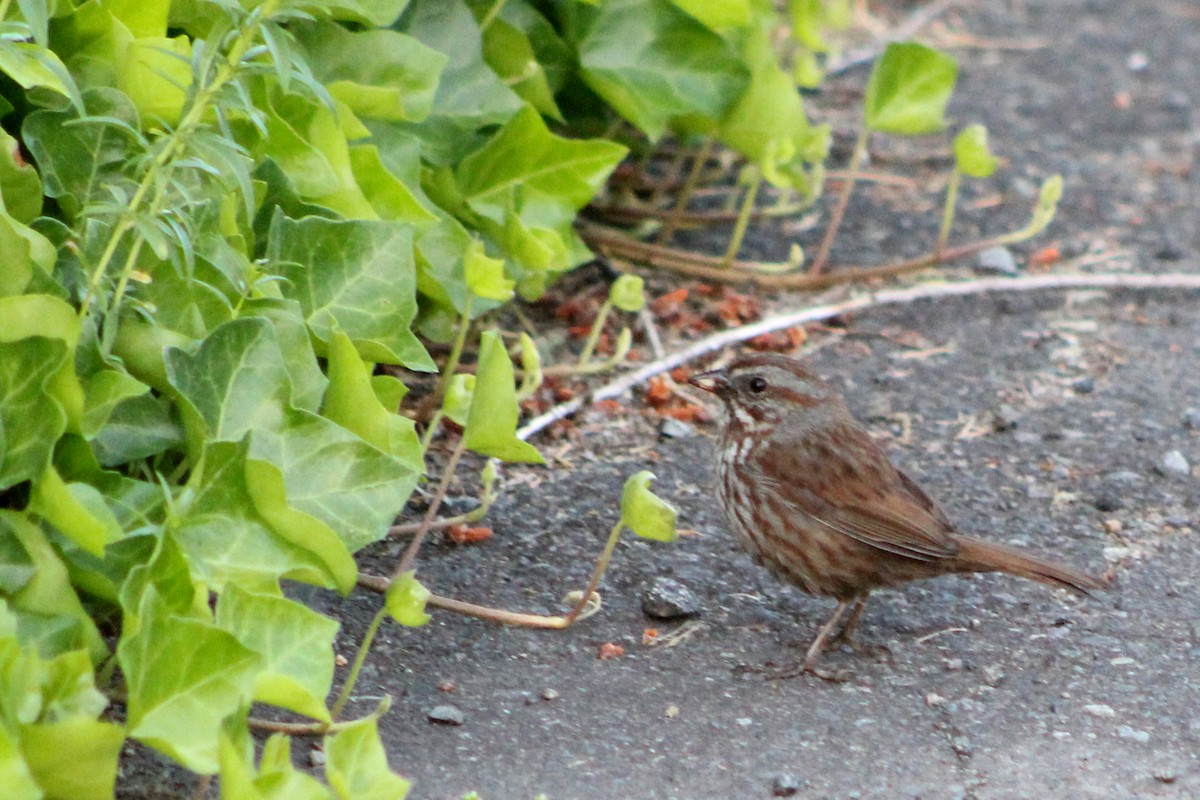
[982,665,1005,688]
[1153,767,1178,784]
[1103,546,1131,562]
[1156,450,1190,478]
[1072,377,1095,395]
[771,773,802,797]
[1083,703,1116,719]
[1126,51,1148,72]
[1104,470,1143,484]
[951,736,973,757]
[1102,519,1123,534]
[659,418,694,439]
[542,688,560,701]
[428,704,465,725]
[1154,240,1185,261]
[943,658,964,671]
[1182,409,1200,430]
[642,577,703,620]
[1093,493,1124,513]
[926,692,947,708]
[976,246,1019,276]
[1117,725,1150,743]
[309,747,326,767]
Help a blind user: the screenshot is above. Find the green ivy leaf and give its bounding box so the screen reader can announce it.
[19,717,125,800]
[463,330,545,464]
[0,129,44,224]
[480,17,562,121]
[0,336,68,490]
[441,373,475,427]
[576,0,750,139]
[118,585,261,774]
[385,571,431,627]
[864,42,957,135]
[463,240,513,301]
[216,585,340,724]
[953,124,999,178]
[324,715,412,800]
[619,471,678,542]
[515,332,542,399]
[267,212,434,371]
[322,331,424,472]
[609,274,645,312]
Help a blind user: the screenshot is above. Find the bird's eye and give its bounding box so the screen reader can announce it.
[747,376,767,394]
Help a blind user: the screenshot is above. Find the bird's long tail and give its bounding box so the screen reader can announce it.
[955,536,1104,595]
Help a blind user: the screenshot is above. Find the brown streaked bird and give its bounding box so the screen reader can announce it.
[689,352,1102,677]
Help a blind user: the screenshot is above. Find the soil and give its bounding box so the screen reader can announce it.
[117,1,1200,798]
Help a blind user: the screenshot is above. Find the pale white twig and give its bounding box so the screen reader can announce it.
[517,272,1200,441]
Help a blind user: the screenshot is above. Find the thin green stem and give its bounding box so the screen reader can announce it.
[722,171,762,268]
[810,127,869,274]
[393,435,468,580]
[935,169,961,258]
[419,408,445,451]
[330,605,387,721]
[577,300,613,366]
[563,519,624,625]
[478,0,508,30]
[428,295,474,411]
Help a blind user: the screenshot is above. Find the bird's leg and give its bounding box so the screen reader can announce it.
[799,599,855,680]
[830,595,869,647]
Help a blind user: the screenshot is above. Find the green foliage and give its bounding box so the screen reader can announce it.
[864,42,958,135]
[953,124,999,178]
[619,472,678,542]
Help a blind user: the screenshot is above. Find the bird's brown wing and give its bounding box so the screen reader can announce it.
[755,424,960,562]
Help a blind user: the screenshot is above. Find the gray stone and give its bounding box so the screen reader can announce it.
[428,704,465,725]
[1156,450,1190,478]
[976,246,1020,276]
[770,773,802,797]
[659,418,694,439]
[642,577,703,620]
[1072,377,1095,395]
[1182,408,1200,430]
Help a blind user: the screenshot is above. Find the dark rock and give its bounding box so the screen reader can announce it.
[1093,491,1125,512]
[1072,377,1095,395]
[1153,240,1185,261]
[1182,408,1200,430]
[642,577,703,620]
[428,704,465,725]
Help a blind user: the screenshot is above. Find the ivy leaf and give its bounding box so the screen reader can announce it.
[324,715,412,800]
[463,240,513,302]
[441,374,475,427]
[118,585,261,774]
[216,585,339,724]
[864,42,957,135]
[609,274,645,312]
[322,331,423,472]
[463,330,545,464]
[575,0,750,139]
[953,124,999,178]
[384,571,431,627]
[619,471,678,542]
[19,717,125,800]
[267,212,434,371]
[0,128,44,224]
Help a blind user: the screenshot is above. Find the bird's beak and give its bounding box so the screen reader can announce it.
[688,369,728,394]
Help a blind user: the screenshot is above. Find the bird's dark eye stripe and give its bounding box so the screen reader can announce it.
[748,376,767,393]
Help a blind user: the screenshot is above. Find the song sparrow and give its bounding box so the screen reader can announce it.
[690,353,1102,676]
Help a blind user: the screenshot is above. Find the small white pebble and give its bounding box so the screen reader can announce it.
[1084,704,1117,719]
[926,692,947,708]
[1110,657,1136,666]
[1117,726,1151,743]
[1052,731,1072,740]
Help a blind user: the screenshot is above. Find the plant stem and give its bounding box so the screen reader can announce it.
[478,0,508,30]
[576,299,612,366]
[428,295,474,412]
[393,435,468,580]
[810,126,869,274]
[562,519,624,624]
[330,605,387,721]
[935,168,961,258]
[722,170,762,267]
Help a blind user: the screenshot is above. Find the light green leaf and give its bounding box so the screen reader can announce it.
[0,40,84,112]
[0,726,41,800]
[119,585,260,774]
[619,471,678,542]
[322,331,424,471]
[953,124,998,178]
[480,17,562,121]
[115,35,192,126]
[349,145,440,226]
[0,336,68,491]
[28,466,121,557]
[576,0,750,139]
[216,585,339,724]
[91,393,185,467]
[20,717,125,800]
[248,412,421,554]
[464,330,544,463]
[864,42,957,135]
[0,128,43,224]
[241,298,329,415]
[609,274,645,312]
[464,240,513,301]
[81,368,149,438]
[441,374,475,427]
[325,716,412,800]
[385,571,431,627]
[296,22,446,123]
[267,213,434,371]
[515,332,542,400]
